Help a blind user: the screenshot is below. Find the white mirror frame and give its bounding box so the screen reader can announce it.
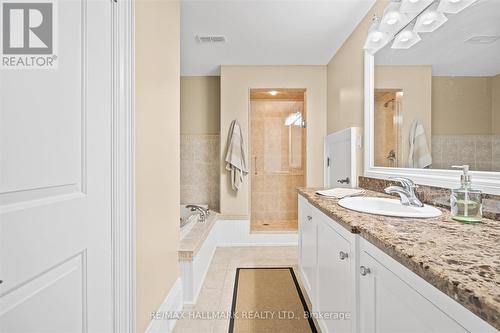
[363,51,500,195]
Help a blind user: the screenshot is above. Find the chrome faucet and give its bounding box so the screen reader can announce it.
[186,204,210,222]
[384,177,424,207]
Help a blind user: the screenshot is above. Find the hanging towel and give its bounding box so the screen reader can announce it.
[408,120,432,169]
[225,120,248,192]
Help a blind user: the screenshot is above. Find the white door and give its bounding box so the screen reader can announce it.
[316,218,352,333]
[0,0,113,332]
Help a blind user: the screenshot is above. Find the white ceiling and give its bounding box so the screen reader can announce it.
[181,0,376,76]
[375,0,500,76]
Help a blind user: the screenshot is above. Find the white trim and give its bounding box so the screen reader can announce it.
[111,0,135,332]
[145,278,183,333]
[363,51,500,195]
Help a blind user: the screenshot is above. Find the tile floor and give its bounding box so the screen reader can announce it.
[173,246,310,333]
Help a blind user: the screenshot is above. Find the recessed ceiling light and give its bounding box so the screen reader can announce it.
[268,90,279,96]
[465,35,500,44]
[196,35,227,43]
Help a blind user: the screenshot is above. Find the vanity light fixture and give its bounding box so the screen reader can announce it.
[392,23,421,49]
[268,90,278,96]
[364,17,390,54]
[414,3,448,33]
[437,0,478,14]
[400,0,434,13]
[379,2,409,33]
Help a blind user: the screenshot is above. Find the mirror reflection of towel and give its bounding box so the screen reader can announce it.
[408,120,432,169]
[225,120,248,192]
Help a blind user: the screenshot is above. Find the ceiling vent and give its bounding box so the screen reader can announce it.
[464,35,500,44]
[196,35,227,43]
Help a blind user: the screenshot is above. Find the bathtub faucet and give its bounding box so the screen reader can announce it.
[186,205,210,222]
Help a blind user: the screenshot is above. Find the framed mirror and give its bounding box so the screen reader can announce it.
[364,0,500,194]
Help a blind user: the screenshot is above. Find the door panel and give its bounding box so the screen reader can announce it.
[317,217,352,333]
[359,251,468,333]
[0,0,113,332]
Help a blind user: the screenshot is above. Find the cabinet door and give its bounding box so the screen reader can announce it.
[317,217,352,333]
[359,251,468,333]
[298,199,317,302]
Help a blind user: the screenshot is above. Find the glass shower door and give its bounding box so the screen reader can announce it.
[250,89,306,232]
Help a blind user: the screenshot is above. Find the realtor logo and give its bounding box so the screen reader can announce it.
[1,0,57,68]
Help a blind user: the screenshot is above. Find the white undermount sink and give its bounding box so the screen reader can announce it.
[338,196,442,218]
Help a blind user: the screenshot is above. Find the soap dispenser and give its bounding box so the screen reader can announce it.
[450,165,482,224]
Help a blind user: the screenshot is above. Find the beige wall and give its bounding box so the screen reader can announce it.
[220,66,327,216]
[181,76,221,134]
[135,1,180,332]
[432,76,492,135]
[492,74,500,135]
[375,65,432,165]
[326,0,389,134]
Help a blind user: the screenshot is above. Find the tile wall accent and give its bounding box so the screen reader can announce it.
[431,135,500,172]
[180,134,220,211]
[359,176,500,221]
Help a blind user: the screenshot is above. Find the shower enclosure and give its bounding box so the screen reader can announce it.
[249,89,306,232]
[374,89,403,167]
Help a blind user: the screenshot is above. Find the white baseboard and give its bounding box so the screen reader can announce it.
[145,278,183,333]
[216,219,298,246]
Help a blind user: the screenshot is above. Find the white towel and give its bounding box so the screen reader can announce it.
[225,120,248,192]
[408,120,432,169]
[315,188,365,199]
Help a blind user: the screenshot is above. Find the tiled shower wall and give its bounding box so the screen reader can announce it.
[180,134,220,211]
[431,135,500,172]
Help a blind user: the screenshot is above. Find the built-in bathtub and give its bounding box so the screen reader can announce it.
[180,204,208,239]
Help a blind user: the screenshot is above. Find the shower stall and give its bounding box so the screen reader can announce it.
[374,89,404,167]
[249,89,306,232]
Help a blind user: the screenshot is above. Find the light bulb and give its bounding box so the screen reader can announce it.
[268,90,278,96]
[414,5,447,33]
[371,32,384,42]
[385,12,400,25]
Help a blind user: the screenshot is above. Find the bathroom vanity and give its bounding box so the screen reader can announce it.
[298,189,499,333]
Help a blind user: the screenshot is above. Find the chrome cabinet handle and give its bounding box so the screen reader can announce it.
[360,266,371,276]
[306,215,312,221]
[339,251,348,260]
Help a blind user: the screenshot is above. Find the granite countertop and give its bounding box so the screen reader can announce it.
[297,188,500,330]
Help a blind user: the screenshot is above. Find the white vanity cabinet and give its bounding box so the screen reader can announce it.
[298,195,498,333]
[299,197,356,333]
[298,196,317,305]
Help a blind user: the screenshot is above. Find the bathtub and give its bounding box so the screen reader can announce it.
[180,204,208,239]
